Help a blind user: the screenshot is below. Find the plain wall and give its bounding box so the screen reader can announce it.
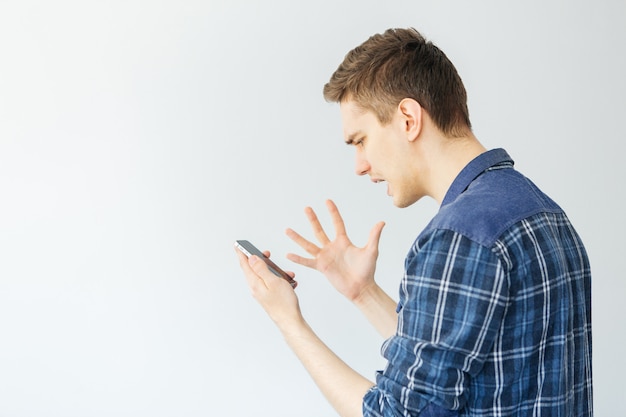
[1,1,624,416]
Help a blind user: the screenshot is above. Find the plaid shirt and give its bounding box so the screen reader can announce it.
[363,149,593,416]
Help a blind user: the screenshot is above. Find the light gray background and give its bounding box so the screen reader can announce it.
[1,1,624,416]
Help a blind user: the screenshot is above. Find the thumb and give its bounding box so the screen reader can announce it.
[366,221,386,251]
[249,255,271,279]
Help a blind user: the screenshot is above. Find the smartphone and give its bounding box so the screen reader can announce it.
[234,240,297,288]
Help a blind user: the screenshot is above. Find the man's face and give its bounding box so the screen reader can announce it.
[339,100,424,208]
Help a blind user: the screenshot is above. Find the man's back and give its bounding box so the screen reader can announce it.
[366,149,593,415]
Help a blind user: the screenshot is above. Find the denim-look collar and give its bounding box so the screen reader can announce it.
[441,148,514,207]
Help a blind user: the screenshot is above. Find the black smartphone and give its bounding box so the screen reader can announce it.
[234,240,297,288]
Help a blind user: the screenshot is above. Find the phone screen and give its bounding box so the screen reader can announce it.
[235,240,297,288]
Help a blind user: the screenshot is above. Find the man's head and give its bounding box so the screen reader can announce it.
[323,27,471,137]
[325,28,484,207]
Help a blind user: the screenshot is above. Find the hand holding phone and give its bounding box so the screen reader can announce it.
[235,240,297,288]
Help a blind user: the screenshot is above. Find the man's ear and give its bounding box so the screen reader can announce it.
[397,98,422,142]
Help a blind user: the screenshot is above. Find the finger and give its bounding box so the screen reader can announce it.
[285,227,321,256]
[249,255,297,293]
[286,252,317,269]
[248,255,277,284]
[305,206,331,244]
[367,221,386,251]
[262,250,271,258]
[235,247,252,271]
[326,199,348,237]
[235,249,267,290]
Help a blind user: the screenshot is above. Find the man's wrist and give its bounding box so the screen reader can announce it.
[275,311,308,336]
[352,282,382,308]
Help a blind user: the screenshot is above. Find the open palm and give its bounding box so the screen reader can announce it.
[286,200,385,302]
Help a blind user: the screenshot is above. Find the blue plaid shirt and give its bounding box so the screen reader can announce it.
[363,149,593,416]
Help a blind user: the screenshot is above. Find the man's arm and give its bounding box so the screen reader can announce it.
[237,250,373,417]
[286,200,397,338]
[280,315,374,417]
[352,283,398,339]
[365,230,510,414]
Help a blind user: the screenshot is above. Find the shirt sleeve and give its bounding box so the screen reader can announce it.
[363,229,509,415]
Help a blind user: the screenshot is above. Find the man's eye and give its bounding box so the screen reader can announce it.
[355,139,364,146]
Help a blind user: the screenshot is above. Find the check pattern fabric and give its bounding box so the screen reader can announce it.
[363,149,592,416]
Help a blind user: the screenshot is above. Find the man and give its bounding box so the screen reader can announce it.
[236,28,592,416]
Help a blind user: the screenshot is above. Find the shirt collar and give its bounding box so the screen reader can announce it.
[441,148,514,207]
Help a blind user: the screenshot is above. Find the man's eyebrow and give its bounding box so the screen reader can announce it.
[345,131,363,145]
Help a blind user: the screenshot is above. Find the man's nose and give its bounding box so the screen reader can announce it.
[355,152,370,176]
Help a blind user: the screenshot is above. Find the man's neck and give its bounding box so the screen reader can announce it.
[427,133,487,205]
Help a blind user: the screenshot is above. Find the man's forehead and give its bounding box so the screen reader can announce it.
[339,100,366,118]
[340,101,370,139]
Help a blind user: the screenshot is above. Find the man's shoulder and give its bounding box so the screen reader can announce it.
[424,167,562,247]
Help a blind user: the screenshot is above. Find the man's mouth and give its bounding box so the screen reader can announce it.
[371,178,391,195]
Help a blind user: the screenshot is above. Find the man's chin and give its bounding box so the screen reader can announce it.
[391,196,409,208]
[392,194,422,208]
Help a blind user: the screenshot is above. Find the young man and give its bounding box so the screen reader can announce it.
[236,28,592,416]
